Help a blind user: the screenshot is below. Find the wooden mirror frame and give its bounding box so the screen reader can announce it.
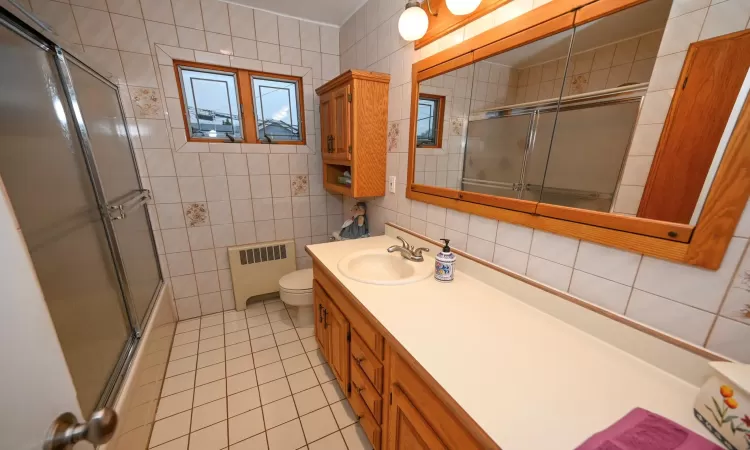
[406,0,750,270]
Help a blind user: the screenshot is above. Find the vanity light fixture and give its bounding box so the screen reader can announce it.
[398,0,434,42]
[446,0,481,15]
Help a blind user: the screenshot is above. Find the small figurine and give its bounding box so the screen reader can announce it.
[337,202,369,240]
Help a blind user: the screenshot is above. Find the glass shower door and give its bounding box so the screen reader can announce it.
[0,20,133,416]
[65,57,162,327]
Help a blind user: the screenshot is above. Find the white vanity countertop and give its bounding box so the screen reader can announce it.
[307,235,715,450]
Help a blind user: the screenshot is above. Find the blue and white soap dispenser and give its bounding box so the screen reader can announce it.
[434,238,456,282]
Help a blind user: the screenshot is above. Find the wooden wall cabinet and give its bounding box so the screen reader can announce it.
[313,264,498,450]
[316,70,390,198]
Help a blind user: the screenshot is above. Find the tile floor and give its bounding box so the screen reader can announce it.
[149,298,374,450]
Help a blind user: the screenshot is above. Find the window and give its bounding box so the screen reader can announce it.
[416,94,445,148]
[175,61,306,144]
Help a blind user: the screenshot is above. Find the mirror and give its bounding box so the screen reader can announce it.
[412,0,750,229]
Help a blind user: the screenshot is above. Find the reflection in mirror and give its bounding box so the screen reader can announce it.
[414,64,475,189]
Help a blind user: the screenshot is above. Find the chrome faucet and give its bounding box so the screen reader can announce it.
[387,236,429,262]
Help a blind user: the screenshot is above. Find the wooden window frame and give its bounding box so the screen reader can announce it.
[173,60,306,145]
[406,0,750,270]
[416,93,446,149]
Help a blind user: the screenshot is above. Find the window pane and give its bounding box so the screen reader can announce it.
[417,97,438,145]
[251,76,302,142]
[178,67,242,140]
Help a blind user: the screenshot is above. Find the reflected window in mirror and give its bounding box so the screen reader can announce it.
[417,94,445,148]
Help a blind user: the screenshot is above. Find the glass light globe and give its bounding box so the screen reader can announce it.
[398,5,429,41]
[446,0,481,15]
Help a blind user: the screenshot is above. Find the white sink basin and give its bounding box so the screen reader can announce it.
[337,249,433,285]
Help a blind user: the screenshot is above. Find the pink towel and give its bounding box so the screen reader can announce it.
[575,408,723,450]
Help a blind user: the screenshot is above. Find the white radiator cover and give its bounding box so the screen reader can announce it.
[228,240,296,310]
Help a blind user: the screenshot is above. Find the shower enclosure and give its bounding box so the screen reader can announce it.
[0,9,162,416]
[463,84,645,212]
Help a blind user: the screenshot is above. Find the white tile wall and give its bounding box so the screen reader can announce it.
[338,0,750,362]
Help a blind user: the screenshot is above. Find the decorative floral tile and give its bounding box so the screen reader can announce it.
[292,175,309,196]
[184,203,208,227]
[569,74,589,95]
[387,122,400,152]
[130,87,164,119]
[450,118,463,136]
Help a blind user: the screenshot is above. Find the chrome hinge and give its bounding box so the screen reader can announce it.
[346,330,351,342]
[347,93,352,102]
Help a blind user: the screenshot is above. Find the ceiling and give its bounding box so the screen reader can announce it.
[227,0,365,26]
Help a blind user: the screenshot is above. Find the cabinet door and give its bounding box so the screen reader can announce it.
[388,385,448,450]
[313,282,329,359]
[319,92,333,159]
[331,84,351,161]
[326,298,350,394]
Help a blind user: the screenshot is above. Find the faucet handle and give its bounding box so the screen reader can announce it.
[396,236,412,250]
[413,247,430,257]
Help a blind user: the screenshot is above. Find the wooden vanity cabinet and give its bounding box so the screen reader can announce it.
[312,263,498,450]
[315,70,390,198]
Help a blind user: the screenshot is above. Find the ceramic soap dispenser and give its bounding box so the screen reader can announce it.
[435,238,456,282]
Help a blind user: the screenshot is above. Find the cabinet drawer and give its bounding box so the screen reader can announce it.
[350,355,382,423]
[349,382,382,450]
[351,331,383,393]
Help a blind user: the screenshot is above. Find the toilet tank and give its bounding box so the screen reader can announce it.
[228,240,296,310]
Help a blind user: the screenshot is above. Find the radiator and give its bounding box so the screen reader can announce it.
[228,240,296,310]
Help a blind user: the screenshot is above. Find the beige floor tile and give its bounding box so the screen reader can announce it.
[292,385,327,416]
[195,362,225,386]
[191,397,227,432]
[161,372,195,397]
[228,387,261,417]
[226,355,254,376]
[262,396,298,429]
[330,399,357,428]
[170,342,198,361]
[226,341,253,360]
[229,431,268,449]
[155,390,194,420]
[131,380,162,407]
[200,324,224,340]
[224,310,245,323]
[198,335,225,353]
[150,434,189,449]
[249,323,273,339]
[296,327,314,339]
[166,355,197,378]
[306,349,324,367]
[227,369,258,395]
[253,347,281,367]
[300,336,318,352]
[277,341,304,360]
[308,431,347,450]
[224,319,248,333]
[250,334,277,352]
[189,420,227,450]
[300,407,338,443]
[264,301,285,313]
[247,314,270,328]
[267,310,290,323]
[226,329,250,345]
[287,369,319,394]
[266,419,306,450]
[194,379,226,406]
[282,354,310,375]
[259,377,291,405]
[173,330,199,347]
[200,314,223,328]
[270,320,294,334]
[320,380,345,404]
[341,423,373,450]
[245,302,267,317]
[116,423,152,449]
[175,318,200,334]
[256,361,286,384]
[149,410,191,447]
[138,363,167,386]
[197,348,225,369]
[228,408,265,445]
[273,329,299,345]
[313,364,334,384]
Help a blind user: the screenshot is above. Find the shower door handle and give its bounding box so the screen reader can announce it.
[44,408,117,449]
[107,189,151,220]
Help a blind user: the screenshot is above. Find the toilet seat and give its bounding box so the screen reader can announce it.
[279,268,313,294]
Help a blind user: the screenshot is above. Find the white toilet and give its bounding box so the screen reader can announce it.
[278,268,314,327]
